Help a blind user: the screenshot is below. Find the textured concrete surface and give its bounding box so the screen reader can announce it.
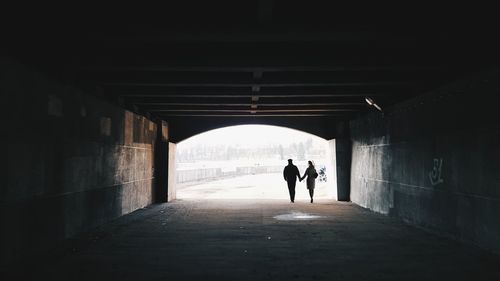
[350,70,500,253]
[3,199,500,280]
[1,57,158,265]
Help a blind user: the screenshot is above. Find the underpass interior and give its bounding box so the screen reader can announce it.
[2,3,500,280]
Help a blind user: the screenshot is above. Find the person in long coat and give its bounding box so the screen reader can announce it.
[301,160,318,203]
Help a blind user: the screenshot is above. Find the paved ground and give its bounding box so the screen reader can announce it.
[177,173,335,200]
[4,199,500,281]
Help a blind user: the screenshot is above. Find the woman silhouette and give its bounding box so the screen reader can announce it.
[301,160,318,203]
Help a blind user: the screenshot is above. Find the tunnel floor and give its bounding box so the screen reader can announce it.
[7,199,500,281]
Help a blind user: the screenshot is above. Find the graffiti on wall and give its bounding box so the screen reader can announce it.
[429,158,444,186]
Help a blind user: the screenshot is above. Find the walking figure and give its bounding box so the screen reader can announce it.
[283,159,300,203]
[301,160,318,203]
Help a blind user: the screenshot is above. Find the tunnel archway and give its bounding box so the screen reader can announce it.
[172,124,337,201]
[167,117,341,143]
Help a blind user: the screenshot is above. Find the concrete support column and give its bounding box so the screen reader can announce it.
[154,121,169,203]
[327,139,338,200]
[167,142,177,202]
[335,122,352,201]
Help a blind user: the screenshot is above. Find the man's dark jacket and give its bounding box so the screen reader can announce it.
[283,164,300,182]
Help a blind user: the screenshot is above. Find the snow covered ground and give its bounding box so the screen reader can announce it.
[177,173,336,200]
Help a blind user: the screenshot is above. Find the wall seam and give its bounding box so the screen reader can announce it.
[360,176,500,202]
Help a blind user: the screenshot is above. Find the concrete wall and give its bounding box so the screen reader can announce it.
[0,57,158,265]
[350,69,500,253]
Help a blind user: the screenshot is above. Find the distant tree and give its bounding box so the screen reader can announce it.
[291,143,298,155]
[298,142,306,160]
[279,144,284,160]
[226,146,235,160]
[305,138,313,152]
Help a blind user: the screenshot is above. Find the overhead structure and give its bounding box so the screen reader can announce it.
[4,3,497,141]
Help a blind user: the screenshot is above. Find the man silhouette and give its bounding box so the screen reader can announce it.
[283,159,301,203]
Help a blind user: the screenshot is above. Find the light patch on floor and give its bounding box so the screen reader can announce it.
[273,212,324,221]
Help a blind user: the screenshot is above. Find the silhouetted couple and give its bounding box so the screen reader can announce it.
[283,159,318,203]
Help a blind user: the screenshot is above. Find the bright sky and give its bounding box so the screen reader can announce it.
[178,125,326,148]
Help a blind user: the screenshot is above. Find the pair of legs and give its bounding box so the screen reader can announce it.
[287,181,296,202]
[308,188,314,203]
[287,181,315,203]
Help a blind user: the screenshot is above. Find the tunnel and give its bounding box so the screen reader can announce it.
[2,3,500,280]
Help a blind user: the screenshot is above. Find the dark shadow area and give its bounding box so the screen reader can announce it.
[3,200,500,280]
[0,57,158,269]
[350,69,500,253]
[1,3,500,279]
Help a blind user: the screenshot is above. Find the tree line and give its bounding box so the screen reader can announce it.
[177,138,326,162]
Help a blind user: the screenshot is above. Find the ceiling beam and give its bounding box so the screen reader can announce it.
[84,65,442,72]
[117,92,391,98]
[156,114,351,117]
[147,109,360,113]
[103,81,412,87]
[83,30,415,44]
[134,102,366,107]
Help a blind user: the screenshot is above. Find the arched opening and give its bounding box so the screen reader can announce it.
[174,125,337,201]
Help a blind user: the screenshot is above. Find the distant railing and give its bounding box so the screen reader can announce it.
[176,165,310,184]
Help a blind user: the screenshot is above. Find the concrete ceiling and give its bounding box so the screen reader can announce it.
[3,3,499,141]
